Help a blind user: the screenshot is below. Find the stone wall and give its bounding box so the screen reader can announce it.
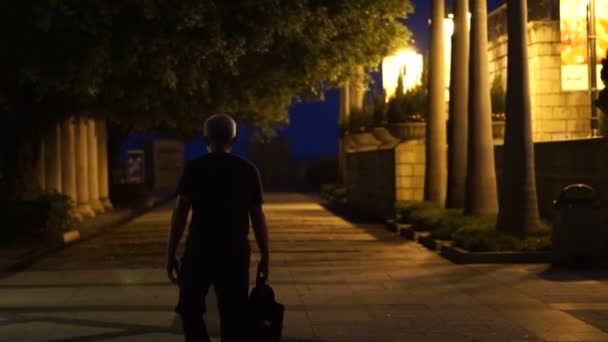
[495,138,605,220]
[345,135,606,221]
[344,136,425,219]
[346,148,396,218]
[488,21,592,141]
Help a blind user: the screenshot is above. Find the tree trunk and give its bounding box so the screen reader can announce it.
[496,0,541,235]
[425,0,447,203]
[464,0,499,215]
[446,0,470,209]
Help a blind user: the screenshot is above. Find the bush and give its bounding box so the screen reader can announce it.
[41,192,75,237]
[394,200,552,252]
[491,74,506,117]
[371,91,388,126]
[349,107,374,132]
[430,212,494,240]
[386,85,427,124]
[452,219,552,252]
[320,184,348,205]
[0,192,74,242]
[394,201,440,223]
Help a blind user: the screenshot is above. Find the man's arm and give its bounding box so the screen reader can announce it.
[166,195,191,284]
[250,204,270,280]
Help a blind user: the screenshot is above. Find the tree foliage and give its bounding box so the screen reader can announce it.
[0,0,413,139]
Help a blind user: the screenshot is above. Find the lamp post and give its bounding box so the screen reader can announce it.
[588,0,599,135]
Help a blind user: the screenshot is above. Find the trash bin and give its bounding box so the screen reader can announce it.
[552,184,606,266]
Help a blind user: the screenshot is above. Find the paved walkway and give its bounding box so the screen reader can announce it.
[3,194,608,341]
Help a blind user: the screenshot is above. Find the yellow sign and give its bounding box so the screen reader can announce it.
[560,0,606,91]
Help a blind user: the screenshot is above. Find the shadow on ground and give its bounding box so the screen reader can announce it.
[539,265,608,282]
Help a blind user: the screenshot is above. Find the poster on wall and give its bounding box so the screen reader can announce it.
[126,150,145,184]
[560,0,607,91]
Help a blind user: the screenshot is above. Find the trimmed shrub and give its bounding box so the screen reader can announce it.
[320,184,348,205]
[394,201,441,224]
[0,192,74,242]
[394,200,552,252]
[452,220,552,252]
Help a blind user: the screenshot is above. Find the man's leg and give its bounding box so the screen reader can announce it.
[176,257,212,342]
[214,254,250,342]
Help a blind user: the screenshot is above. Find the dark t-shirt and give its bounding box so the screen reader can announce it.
[176,152,263,256]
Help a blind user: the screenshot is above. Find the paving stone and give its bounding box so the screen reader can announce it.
[5,194,608,341]
[0,321,121,342]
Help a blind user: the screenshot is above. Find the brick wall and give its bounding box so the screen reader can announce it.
[488,21,592,141]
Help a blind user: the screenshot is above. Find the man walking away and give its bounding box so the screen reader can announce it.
[166,114,270,342]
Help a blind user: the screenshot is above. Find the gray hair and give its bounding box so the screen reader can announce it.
[204,114,237,145]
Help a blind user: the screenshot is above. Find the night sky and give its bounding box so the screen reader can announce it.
[180,0,505,162]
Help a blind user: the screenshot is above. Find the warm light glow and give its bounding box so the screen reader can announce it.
[381,49,424,100]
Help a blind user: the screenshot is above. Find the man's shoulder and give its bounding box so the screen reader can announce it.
[186,153,258,172]
[233,154,259,171]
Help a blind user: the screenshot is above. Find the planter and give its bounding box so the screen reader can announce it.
[349,132,381,149]
[492,121,505,140]
[372,127,400,146]
[387,122,426,141]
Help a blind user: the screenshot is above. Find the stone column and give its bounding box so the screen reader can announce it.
[61,118,83,221]
[44,124,62,193]
[75,119,95,218]
[348,67,366,111]
[35,139,46,191]
[87,119,104,213]
[97,119,113,209]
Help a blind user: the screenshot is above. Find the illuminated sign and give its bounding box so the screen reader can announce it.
[560,0,607,91]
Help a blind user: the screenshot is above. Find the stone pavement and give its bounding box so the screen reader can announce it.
[3,194,608,341]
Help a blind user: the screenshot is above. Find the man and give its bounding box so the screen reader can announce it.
[166,114,270,342]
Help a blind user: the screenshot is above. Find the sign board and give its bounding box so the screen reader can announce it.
[126,150,145,184]
[560,0,607,91]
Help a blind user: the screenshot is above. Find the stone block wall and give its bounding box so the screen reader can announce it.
[345,139,425,219]
[345,136,606,221]
[488,21,592,141]
[395,140,425,202]
[495,138,605,220]
[346,148,396,218]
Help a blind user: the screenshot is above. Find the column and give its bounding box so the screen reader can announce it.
[44,124,62,193]
[35,139,46,191]
[87,119,104,213]
[75,119,95,218]
[97,119,113,209]
[61,118,83,221]
[348,66,366,110]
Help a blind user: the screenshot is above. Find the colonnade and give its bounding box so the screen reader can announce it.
[36,118,112,220]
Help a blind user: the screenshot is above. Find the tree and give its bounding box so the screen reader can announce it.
[425,0,447,204]
[496,0,541,235]
[0,0,414,196]
[464,0,498,215]
[446,0,470,209]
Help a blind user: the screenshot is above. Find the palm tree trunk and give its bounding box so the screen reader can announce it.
[496,0,541,235]
[446,0,469,209]
[464,0,498,215]
[425,0,447,203]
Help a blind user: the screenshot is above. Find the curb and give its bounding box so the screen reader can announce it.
[417,234,441,251]
[0,195,174,275]
[439,242,552,264]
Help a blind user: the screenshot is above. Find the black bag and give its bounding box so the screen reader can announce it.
[247,277,284,342]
